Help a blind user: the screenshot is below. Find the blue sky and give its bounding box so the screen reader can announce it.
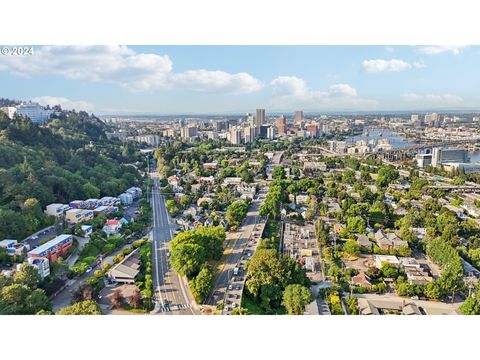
[0,45,478,114]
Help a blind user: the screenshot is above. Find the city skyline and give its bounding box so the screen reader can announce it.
[1,45,480,115]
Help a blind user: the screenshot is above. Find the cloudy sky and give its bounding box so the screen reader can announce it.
[0,45,478,114]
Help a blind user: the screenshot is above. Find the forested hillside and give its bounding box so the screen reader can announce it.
[0,110,144,240]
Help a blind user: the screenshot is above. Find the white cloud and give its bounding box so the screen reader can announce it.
[0,45,263,94]
[418,46,467,55]
[171,69,263,94]
[362,59,413,73]
[413,61,426,69]
[401,93,463,105]
[32,96,95,112]
[269,76,377,110]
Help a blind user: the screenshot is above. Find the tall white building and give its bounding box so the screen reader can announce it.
[180,125,198,140]
[244,126,256,143]
[16,103,53,124]
[0,106,17,119]
[229,126,243,145]
[267,126,276,140]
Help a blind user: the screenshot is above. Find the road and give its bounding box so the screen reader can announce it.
[205,187,267,313]
[150,178,197,315]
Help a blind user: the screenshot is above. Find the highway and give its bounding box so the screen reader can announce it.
[150,178,197,315]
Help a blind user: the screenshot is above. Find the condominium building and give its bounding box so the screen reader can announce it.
[27,234,73,263]
[180,125,198,140]
[229,126,243,145]
[0,106,16,119]
[267,126,276,139]
[244,126,256,143]
[16,103,53,124]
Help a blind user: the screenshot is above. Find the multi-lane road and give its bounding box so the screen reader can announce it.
[150,178,197,315]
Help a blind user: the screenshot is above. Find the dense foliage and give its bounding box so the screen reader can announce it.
[0,111,143,240]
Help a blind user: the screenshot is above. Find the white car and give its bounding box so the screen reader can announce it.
[228,284,233,290]
[86,266,93,273]
[232,302,237,308]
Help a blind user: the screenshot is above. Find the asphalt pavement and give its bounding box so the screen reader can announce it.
[150,179,197,315]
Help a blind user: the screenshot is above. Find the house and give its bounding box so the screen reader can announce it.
[373,229,408,250]
[202,162,218,170]
[333,223,346,234]
[108,250,141,284]
[222,177,243,186]
[295,194,310,205]
[81,225,93,237]
[204,218,214,227]
[219,219,229,229]
[444,204,466,219]
[102,219,122,237]
[27,234,73,263]
[199,176,215,184]
[374,255,400,269]
[167,175,179,187]
[355,234,371,248]
[197,197,213,207]
[44,203,70,217]
[191,183,202,193]
[237,185,256,199]
[350,272,372,288]
[183,207,198,217]
[65,209,94,224]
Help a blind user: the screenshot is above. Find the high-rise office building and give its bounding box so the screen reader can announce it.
[255,109,265,128]
[431,147,469,167]
[411,114,419,123]
[294,110,303,125]
[424,113,438,127]
[276,115,287,135]
[267,126,276,140]
[306,123,318,137]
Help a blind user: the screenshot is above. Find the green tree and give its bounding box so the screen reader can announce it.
[230,307,249,315]
[343,240,360,257]
[26,288,51,314]
[170,243,206,279]
[282,284,313,315]
[13,264,41,289]
[83,182,101,199]
[226,200,248,229]
[57,300,101,315]
[190,266,214,302]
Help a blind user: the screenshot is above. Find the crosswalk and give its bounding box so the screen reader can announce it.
[158,303,192,313]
